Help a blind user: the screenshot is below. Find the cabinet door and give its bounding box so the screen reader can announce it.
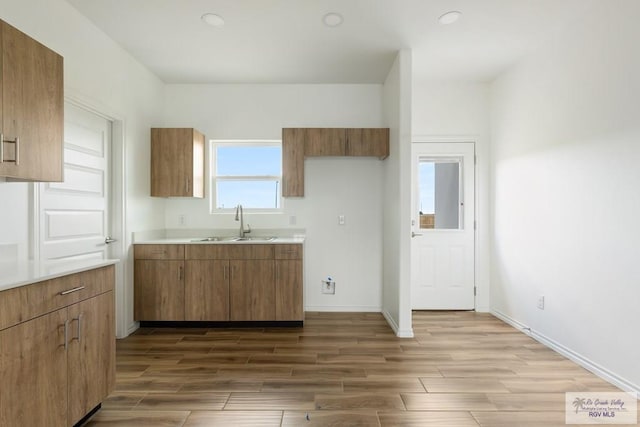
[151,128,204,198]
[304,128,346,156]
[67,292,115,425]
[0,309,68,427]
[282,128,305,197]
[346,128,389,159]
[275,260,303,321]
[0,20,64,181]
[230,260,275,321]
[185,260,230,321]
[134,260,185,320]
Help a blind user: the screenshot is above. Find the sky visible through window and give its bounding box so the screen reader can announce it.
[419,161,435,214]
[215,144,282,209]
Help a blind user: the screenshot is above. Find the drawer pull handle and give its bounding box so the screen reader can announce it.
[73,314,83,342]
[63,320,69,350]
[0,135,20,165]
[60,286,85,295]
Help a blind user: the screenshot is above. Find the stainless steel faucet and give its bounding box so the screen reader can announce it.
[234,204,251,238]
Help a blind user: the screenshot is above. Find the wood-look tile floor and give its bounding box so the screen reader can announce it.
[85,311,636,427]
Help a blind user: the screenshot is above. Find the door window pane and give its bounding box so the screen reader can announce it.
[418,158,462,229]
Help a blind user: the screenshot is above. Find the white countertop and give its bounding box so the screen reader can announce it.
[0,258,119,293]
[135,237,305,245]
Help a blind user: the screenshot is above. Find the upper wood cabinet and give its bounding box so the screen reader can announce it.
[304,128,346,156]
[0,19,64,182]
[346,128,389,159]
[282,128,305,197]
[282,127,389,197]
[150,128,205,198]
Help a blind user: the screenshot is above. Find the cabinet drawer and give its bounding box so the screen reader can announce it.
[275,244,303,260]
[186,244,274,260]
[0,265,114,331]
[134,244,184,260]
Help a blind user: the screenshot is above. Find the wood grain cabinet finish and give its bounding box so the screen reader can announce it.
[346,128,389,159]
[185,260,229,321]
[67,292,115,425]
[275,244,303,321]
[0,265,115,427]
[282,128,305,197]
[304,128,346,156]
[0,19,64,182]
[0,309,68,427]
[282,127,389,197]
[230,260,275,321]
[135,244,303,322]
[150,128,205,198]
[134,244,185,321]
[134,260,185,321]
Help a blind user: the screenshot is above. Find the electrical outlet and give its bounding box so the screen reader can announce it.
[338,215,345,225]
[537,296,545,310]
[178,214,186,226]
[289,215,297,225]
[321,279,335,295]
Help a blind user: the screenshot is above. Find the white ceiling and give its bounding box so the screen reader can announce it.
[66,0,596,84]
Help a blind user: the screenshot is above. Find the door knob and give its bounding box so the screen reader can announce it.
[105,236,117,244]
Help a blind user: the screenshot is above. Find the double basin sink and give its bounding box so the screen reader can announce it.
[190,236,276,242]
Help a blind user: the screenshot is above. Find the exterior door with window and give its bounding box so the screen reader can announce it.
[410,142,475,309]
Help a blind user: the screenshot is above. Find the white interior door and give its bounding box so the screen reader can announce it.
[411,142,475,309]
[39,102,112,262]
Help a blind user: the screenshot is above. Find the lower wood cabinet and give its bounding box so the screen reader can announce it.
[185,260,229,321]
[276,260,303,321]
[134,244,303,322]
[230,260,275,321]
[0,309,68,427]
[68,292,115,425]
[134,260,184,321]
[0,265,115,427]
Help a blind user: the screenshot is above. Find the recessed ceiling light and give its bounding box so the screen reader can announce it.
[438,11,461,25]
[201,13,225,27]
[323,12,343,28]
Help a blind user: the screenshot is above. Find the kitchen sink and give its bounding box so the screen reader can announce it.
[190,236,239,242]
[235,236,276,241]
[190,236,276,242]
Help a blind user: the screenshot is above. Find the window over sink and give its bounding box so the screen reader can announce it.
[211,140,282,213]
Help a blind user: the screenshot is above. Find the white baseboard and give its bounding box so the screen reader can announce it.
[491,309,640,395]
[123,321,140,338]
[305,305,381,312]
[382,310,414,338]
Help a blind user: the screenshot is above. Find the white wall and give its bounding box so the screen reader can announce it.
[161,84,385,311]
[490,0,640,391]
[0,0,166,337]
[411,81,491,311]
[382,50,413,337]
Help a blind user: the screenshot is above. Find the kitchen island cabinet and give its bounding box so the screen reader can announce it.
[0,263,116,427]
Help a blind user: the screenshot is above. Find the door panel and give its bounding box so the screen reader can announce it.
[230,260,275,321]
[39,102,111,262]
[67,292,115,425]
[185,260,230,321]
[411,142,475,309]
[0,309,68,427]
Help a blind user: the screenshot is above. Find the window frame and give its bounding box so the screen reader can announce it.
[210,139,284,214]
